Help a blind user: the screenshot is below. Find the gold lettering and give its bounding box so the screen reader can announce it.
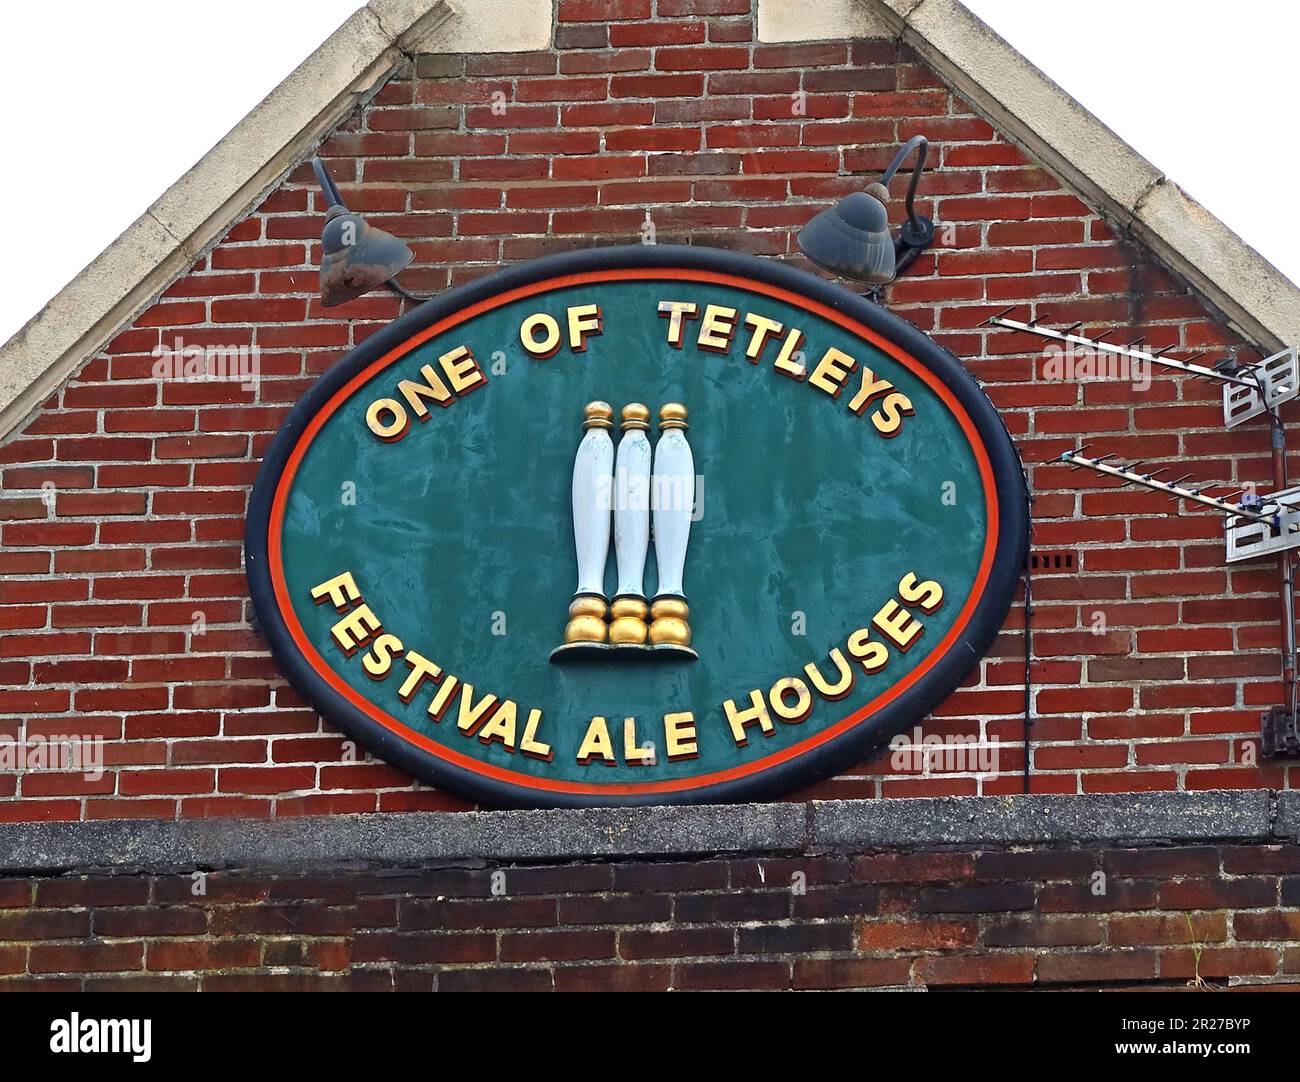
[808,347,858,399]
[365,398,409,442]
[847,365,894,415]
[899,571,944,614]
[577,716,616,765]
[455,684,498,737]
[803,648,855,700]
[846,628,889,674]
[743,313,784,364]
[330,604,381,656]
[520,312,562,358]
[769,677,814,723]
[520,709,553,762]
[698,304,738,352]
[362,633,404,680]
[397,650,441,703]
[664,711,698,761]
[657,301,699,347]
[773,328,806,381]
[478,700,518,751]
[438,345,486,395]
[310,571,360,611]
[724,690,774,746]
[873,599,923,652]
[623,717,653,765]
[397,364,453,418]
[427,674,460,721]
[567,304,603,351]
[871,391,914,437]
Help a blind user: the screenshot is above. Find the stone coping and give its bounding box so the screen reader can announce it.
[0,790,1293,875]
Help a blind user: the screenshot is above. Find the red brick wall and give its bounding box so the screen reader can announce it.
[1,0,1293,821]
[2,844,1298,990]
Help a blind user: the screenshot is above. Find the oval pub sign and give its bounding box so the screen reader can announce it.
[246,246,1028,807]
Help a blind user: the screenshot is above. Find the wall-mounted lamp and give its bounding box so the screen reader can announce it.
[311,157,415,306]
[796,135,934,287]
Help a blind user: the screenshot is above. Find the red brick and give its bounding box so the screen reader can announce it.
[610,73,705,98]
[514,77,608,102]
[660,0,749,10]
[554,964,671,991]
[655,46,750,71]
[218,767,316,794]
[606,127,701,152]
[30,941,144,974]
[558,0,651,20]
[561,101,654,126]
[147,939,261,971]
[857,920,977,951]
[1037,950,1158,984]
[620,927,734,959]
[610,20,705,47]
[677,961,791,990]
[791,957,909,990]
[915,953,1035,986]
[500,929,616,962]
[1110,912,1227,946]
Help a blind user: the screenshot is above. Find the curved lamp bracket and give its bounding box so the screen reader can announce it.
[880,135,934,276]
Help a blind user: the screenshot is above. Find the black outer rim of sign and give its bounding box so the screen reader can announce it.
[245,244,1029,809]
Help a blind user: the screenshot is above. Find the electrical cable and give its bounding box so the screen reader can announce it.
[1023,493,1034,794]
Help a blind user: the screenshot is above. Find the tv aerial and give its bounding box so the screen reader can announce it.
[988,308,1300,757]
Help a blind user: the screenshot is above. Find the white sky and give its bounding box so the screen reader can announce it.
[1,0,1295,348]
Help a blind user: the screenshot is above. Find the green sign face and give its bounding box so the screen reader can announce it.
[247,246,1027,807]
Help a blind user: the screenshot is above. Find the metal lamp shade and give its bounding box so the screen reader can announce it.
[796,190,897,285]
[319,205,414,307]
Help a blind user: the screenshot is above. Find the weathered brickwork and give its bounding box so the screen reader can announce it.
[1,844,1298,990]
[0,0,1293,821]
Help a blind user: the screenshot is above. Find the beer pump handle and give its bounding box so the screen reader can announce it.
[562,401,614,646]
[650,403,694,648]
[611,404,652,645]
